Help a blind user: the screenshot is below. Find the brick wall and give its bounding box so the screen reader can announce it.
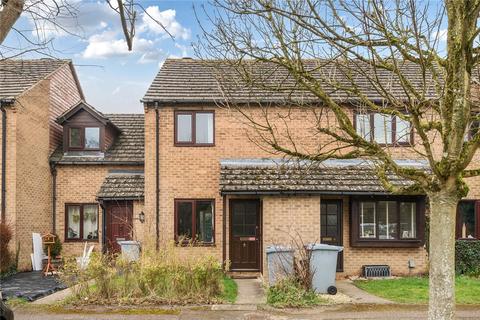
[55,165,143,257]
[145,104,436,276]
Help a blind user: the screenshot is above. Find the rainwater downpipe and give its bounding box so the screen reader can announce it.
[1,101,7,223]
[155,103,160,251]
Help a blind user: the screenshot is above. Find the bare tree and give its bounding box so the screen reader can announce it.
[0,0,170,58]
[197,1,480,319]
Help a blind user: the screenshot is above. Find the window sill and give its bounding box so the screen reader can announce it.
[64,239,99,243]
[351,239,423,248]
[175,241,216,247]
[174,144,215,147]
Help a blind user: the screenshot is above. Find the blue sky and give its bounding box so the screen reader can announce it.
[3,0,211,113]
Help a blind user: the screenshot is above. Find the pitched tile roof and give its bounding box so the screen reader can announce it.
[97,172,144,200]
[219,159,427,195]
[0,59,72,100]
[50,113,144,164]
[143,58,438,104]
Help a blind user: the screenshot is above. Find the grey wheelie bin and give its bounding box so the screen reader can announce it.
[307,243,343,295]
[266,245,294,285]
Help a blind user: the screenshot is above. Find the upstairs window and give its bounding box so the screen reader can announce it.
[175,111,214,146]
[356,113,412,145]
[68,127,100,150]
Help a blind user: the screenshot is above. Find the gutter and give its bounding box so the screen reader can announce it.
[0,101,6,223]
[155,105,160,251]
[220,190,426,196]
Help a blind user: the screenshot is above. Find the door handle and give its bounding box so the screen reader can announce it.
[243,243,246,247]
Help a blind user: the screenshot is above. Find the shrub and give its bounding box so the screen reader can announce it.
[456,240,480,277]
[45,234,62,257]
[0,223,14,276]
[60,245,228,305]
[267,277,322,308]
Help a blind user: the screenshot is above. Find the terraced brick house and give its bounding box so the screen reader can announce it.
[140,58,480,277]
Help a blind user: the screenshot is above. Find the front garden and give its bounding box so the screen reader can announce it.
[60,245,237,305]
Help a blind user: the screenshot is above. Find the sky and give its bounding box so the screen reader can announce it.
[3,0,212,113]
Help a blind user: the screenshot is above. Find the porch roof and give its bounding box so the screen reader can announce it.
[219,158,427,195]
[97,171,144,200]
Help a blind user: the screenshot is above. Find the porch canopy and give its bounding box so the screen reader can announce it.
[219,158,427,195]
[97,171,144,201]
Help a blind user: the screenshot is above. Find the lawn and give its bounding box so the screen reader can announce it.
[354,276,480,304]
[221,277,238,303]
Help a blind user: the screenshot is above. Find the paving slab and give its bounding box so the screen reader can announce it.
[336,279,393,304]
[234,278,266,305]
[0,271,66,301]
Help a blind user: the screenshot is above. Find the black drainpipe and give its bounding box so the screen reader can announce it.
[155,104,160,251]
[50,163,57,233]
[1,102,7,223]
[100,201,106,253]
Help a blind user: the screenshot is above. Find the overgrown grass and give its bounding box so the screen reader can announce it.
[267,277,325,308]
[354,276,480,304]
[221,277,238,303]
[60,246,231,305]
[5,297,28,308]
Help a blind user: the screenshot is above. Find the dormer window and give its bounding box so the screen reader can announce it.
[68,127,100,150]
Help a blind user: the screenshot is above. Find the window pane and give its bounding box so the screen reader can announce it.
[67,206,80,239]
[177,202,193,239]
[458,201,476,238]
[374,114,392,144]
[360,202,376,238]
[85,127,100,149]
[400,202,416,238]
[196,201,214,243]
[195,113,214,144]
[177,114,192,142]
[83,205,98,240]
[396,117,411,143]
[356,114,371,140]
[378,201,398,240]
[69,128,81,148]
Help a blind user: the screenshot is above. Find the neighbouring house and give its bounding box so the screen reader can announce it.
[139,58,480,277]
[0,59,84,269]
[50,101,144,257]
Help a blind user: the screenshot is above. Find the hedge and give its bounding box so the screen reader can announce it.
[456,240,480,276]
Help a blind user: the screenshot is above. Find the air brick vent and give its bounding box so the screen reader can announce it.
[362,265,391,278]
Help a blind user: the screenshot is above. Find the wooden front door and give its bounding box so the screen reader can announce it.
[321,200,343,272]
[105,201,133,253]
[230,199,261,271]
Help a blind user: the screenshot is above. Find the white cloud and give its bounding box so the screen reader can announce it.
[141,6,191,40]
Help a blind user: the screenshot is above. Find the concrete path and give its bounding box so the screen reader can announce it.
[336,280,393,304]
[234,278,266,305]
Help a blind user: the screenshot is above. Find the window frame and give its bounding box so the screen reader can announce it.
[456,200,480,240]
[350,196,425,247]
[67,126,102,151]
[353,112,414,146]
[174,199,215,245]
[64,203,99,242]
[174,111,215,147]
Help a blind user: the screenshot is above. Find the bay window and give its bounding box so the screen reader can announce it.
[355,112,412,145]
[352,197,424,247]
[175,111,214,146]
[175,199,214,244]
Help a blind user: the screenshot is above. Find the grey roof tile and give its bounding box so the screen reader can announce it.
[97,173,144,200]
[143,58,439,104]
[0,59,70,100]
[219,158,424,194]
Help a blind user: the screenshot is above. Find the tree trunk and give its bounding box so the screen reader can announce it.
[428,190,458,320]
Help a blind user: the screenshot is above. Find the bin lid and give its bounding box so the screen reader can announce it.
[266,245,294,253]
[117,240,140,246]
[306,243,344,252]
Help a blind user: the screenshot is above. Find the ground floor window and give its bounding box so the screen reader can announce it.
[351,196,424,247]
[174,199,214,244]
[457,200,480,239]
[65,204,99,241]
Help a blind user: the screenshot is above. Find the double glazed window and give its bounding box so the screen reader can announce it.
[359,200,417,240]
[69,127,100,150]
[457,201,480,239]
[356,113,411,145]
[65,204,99,241]
[175,200,214,243]
[175,111,214,146]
